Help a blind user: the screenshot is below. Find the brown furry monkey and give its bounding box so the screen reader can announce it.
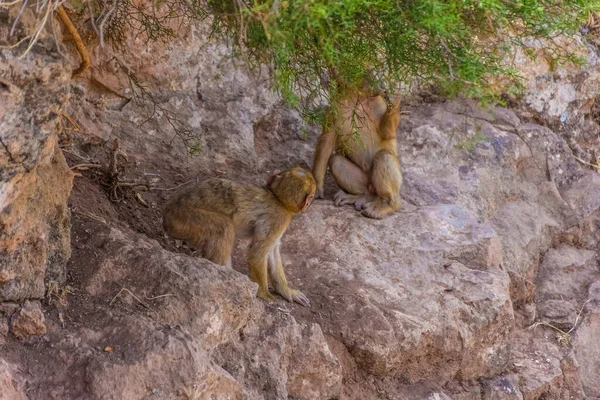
[312,92,402,219]
[162,167,316,307]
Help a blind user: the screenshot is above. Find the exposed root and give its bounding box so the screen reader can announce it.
[106,139,162,202]
[60,112,81,132]
[55,4,91,78]
[46,280,74,307]
[70,163,103,171]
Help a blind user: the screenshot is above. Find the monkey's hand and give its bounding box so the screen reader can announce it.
[257,289,278,303]
[278,288,311,307]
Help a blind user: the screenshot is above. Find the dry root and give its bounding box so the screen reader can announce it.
[55,4,91,77]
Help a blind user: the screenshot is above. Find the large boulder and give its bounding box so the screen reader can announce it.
[0,7,73,302]
[15,224,342,399]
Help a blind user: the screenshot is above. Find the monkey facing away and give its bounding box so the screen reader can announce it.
[312,92,402,219]
[162,167,316,307]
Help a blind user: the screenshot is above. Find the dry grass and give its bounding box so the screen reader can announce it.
[528,299,591,346]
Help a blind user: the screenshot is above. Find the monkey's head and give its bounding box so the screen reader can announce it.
[267,167,316,213]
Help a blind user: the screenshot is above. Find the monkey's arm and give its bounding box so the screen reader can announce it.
[378,97,401,140]
[268,242,310,307]
[247,220,288,303]
[312,116,336,198]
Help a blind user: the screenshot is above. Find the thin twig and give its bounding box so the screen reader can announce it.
[72,209,107,224]
[70,163,104,171]
[567,299,591,334]
[145,293,174,300]
[573,154,600,170]
[0,0,24,7]
[110,287,159,317]
[153,179,193,191]
[60,112,81,131]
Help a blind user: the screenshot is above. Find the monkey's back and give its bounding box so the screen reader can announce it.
[163,178,284,236]
[164,178,247,217]
[334,94,396,171]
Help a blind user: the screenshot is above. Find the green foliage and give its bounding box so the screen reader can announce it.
[83,0,599,125]
[200,0,599,111]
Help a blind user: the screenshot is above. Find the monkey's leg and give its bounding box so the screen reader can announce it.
[186,211,235,265]
[312,115,336,198]
[268,242,310,307]
[329,154,375,208]
[362,149,402,219]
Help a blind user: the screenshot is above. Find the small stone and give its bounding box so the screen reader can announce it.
[0,302,20,317]
[10,301,47,339]
[0,317,8,345]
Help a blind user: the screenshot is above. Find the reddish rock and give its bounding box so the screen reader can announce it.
[10,300,46,339]
[0,360,26,400]
[0,5,72,302]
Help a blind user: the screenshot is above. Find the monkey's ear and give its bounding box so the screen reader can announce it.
[267,169,281,186]
[300,193,315,212]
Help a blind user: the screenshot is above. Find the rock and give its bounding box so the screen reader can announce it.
[0,5,73,302]
[483,374,523,400]
[286,323,342,400]
[0,317,8,345]
[84,317,244,400]
[572,281,600,397]
[537,299,579,330]
[0,360,26,400]
[536,246,599,306]
[512,34,600,123]
[562,172,600,219]
[15,224,341,399]
[66,20,280,175]
[286,202,513,384]
[0,302,19,317]
[215,316,342,400]
[510,329,584,400]
[10,300,46,339]
[253,107,317,172]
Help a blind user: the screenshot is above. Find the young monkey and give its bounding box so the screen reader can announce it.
[162,167,316,307]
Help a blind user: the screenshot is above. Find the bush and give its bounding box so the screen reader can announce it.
[7,0,598,120]
[200,0,599,110]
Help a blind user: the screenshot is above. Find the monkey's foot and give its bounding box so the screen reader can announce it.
[361,199,399,219]
[257,290,278,303]
[276,288,311,307]
[333,190,359,207]
[353,194,376,211]
[334,190,376,211]
[315,186,325,199]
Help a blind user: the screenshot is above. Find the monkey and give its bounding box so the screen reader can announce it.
[162,167,316,307]
[312,89,402,219]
